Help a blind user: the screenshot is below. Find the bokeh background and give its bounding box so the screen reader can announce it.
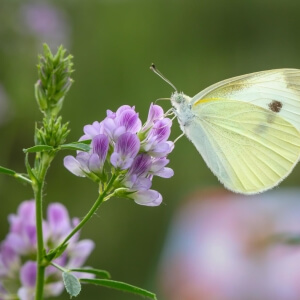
[1,0,300,299]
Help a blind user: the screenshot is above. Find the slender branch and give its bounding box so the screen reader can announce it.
[50,261,68,273]
[48,174,118,260]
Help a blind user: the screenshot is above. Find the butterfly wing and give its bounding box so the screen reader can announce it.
[191,69,300,131]
[185,99,300,194]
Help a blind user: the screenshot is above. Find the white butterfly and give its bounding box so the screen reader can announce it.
[151,66,300,194]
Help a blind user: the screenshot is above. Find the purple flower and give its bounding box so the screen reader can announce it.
[142,103,164,132]
[142,118,173,157]
[80,121,104,141]
[110,132,140,169]
[124,154,152,190]
[64,103,174,206]
[89,134,109,175]
[64,134,109,178]
[130,190,163,206]
[0,200,94,299]
[6,201,39,255]
[0,242,20,277]
[103,106,142,141]
[150,158,174,178]
[18,261,37,300]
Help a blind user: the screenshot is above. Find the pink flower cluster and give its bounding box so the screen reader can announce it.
[0,200,94,300]
[64,104,174,206]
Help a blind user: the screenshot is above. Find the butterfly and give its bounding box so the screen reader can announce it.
[151,65,300,194]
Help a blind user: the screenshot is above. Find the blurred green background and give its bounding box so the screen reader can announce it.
[1,0,300,299]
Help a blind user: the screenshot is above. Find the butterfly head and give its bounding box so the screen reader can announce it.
[171,92,191,110]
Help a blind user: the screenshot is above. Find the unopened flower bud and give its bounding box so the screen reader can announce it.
[35,80,48,112]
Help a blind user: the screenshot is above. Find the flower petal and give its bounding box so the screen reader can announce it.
[132,190,162,206]
[111,132,140,169]
[83,121,103,138]
[129,154,152,177]
[148,118,171,143]
[117,109,142,133]
[88,153,101,173]
[67,239,95,268]
[0,241,20,272]
[44,282,64,297]
[47,203,71,238]
[18,287,34,300]
[150,158,170,172]
[5,233,28,255]
[115,105,132,116]
[92,134,109,165]
[149,142,171,157]
[63,156,86,177]
[133,177,152,190]
[20,261,37,287]
[154,167,174,178]
[143,103,164,131]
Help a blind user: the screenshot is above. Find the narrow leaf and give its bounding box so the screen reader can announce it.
[60,143,90,152]
[0,166,32,184]
[70,268,111,279]
[23,145,54,153]
[55,243,69,259]
[46,243,68,261]
[80,279,157,300]
[74,139,91,145]
[62,272,81,298]
[0,166,16,176]
[25,153,38,183]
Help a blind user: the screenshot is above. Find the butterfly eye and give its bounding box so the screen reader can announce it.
[175,94,183,104]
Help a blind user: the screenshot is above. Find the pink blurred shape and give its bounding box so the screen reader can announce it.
[158,188,300,300]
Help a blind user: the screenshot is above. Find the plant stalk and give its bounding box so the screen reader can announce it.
[33,153,53,300]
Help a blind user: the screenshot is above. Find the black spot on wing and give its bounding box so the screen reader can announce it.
[268,100,283,113]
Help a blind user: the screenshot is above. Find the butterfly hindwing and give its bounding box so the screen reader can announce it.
[184,99,300,194]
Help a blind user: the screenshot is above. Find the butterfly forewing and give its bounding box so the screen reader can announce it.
[192,69,300,131]
[186,99,300,194]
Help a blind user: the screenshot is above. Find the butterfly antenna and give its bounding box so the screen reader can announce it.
[150,63,177,91]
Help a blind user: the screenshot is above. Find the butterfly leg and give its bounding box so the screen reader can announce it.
[173,133,185,144]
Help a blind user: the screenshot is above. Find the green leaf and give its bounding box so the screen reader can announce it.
[72,139,91,145]
[25,153,38,183]
[0,166,17,176]
[62,272,81,298]
[55,243,69,259]
[70,268,111,279]
[59,142,90,152]
[0,166,32,184]
[23,145,54,153]
[80,279,157,300]
[46,243,68,261]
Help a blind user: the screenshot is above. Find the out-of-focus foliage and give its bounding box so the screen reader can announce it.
[1,0,300,299]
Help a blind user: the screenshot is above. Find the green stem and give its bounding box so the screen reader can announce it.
[49,174,117,259]
[14,173,32,184]
[50,261,68,273]
[33,153,53,300]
